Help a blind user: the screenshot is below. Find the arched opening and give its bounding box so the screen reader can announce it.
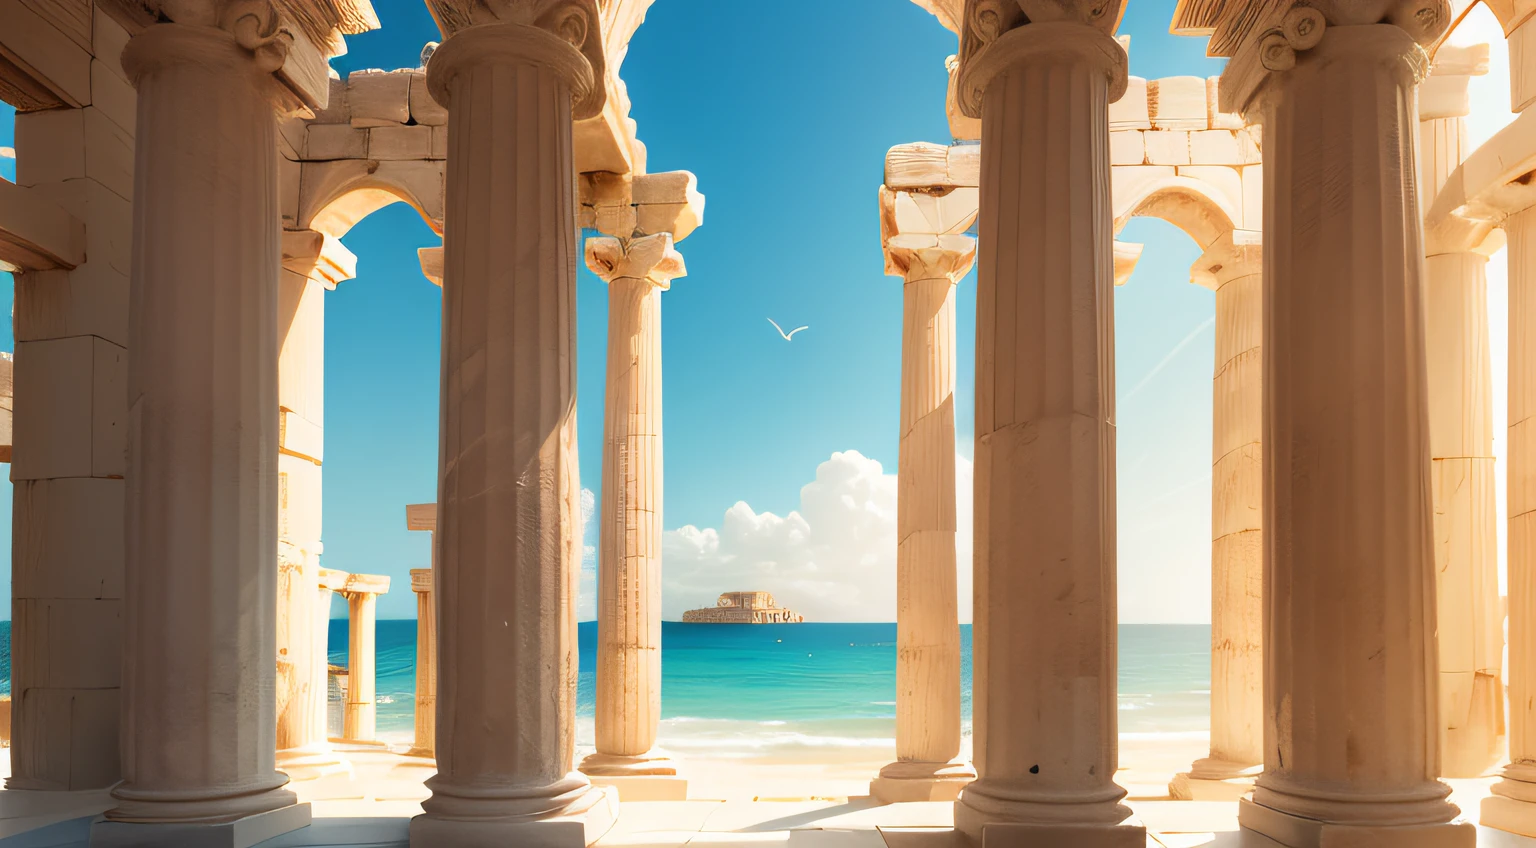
[281,186,444,748]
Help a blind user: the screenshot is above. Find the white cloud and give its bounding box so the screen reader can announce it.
[577,487,597,620]
[661,450,975,623]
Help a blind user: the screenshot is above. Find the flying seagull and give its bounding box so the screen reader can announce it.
[767,317,809,341]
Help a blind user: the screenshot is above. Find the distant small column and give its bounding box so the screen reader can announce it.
[578,234,688,801]
[873,232,977,803]
[408,568,436,758]
[341,574,389,745]
[1171,229,1264,801]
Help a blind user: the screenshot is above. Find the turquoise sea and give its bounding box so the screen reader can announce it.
[0,621,1209,754]
[326,621,1211,755]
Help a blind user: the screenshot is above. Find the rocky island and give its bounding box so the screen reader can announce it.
[682,592,805,623]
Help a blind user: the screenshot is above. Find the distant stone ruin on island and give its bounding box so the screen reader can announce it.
[681,592,805,624]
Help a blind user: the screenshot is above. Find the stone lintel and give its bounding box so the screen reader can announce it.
[406,502,437,532]
[318,568,351,593]
[417,246,443,288]
[1190,227,1262,291]
[1425,106,1536,254]
[0,179,86,273]
[341,572,389,597]
[281,229,357,289]
[1114,241,1143,287]
[578,171,705,242]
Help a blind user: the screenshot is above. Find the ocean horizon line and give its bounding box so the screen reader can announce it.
[337,618,1218,626]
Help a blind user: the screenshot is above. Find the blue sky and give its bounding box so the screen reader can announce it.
[0,1,1232,622]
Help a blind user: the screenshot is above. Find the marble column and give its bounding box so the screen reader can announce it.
[873,233,977,804]
[341,574,388,745]
[412,6,617,846]
[98,16,309,845]
[1228,7,1471,846]
[276,230,352,781]
[578,234,688,802]
[951,10,1143,847]
[407,568,437,759]
[317,569,349,744]
[1419,47,1504,779]
[1483,207,1536,834]
[1171,229,1264,801]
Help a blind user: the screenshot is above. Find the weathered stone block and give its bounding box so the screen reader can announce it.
[1109,130,1144,165]
[1149,76,1208,130]
[11,336,93,480]
[1144,130,1190,165]
[347,69,410,127]
[409,71,447,126]
[305,123,368,160]
[430,125,448,160]
[8,686,120,790]
[1189,130,1241,165]
[1109,76,1151,130]
[91,6,130,83]
[369,124,432,160]
[91,337,126,478]
[89,59,134,135]
[12,477,126,601]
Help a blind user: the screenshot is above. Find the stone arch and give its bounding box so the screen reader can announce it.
[295,159,445,241]
[1112,172,1242,251]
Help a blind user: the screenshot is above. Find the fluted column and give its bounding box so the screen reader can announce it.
[1171,229,1263,801]
[1483,207,1536,834]
[412,6,616,845]
[1226,6,1471,846]
[276,230,352,781]
[951,7,1142,846]
[577,234,688,800]
[341,574,388,745]
[97,16,310,843]
[1419,46,1503,779]
[873,233,977,804]
[407,569,437,759]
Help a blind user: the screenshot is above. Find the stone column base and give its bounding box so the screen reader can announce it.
[410,786,617,848]
[90,803,312,848]
[588,774,688,801]
[1167,772,1254,801]
[276,745,353,782]
[871,760,976,802]
[1168,759,1260,801]
[1238,798,1475,848]
[579,750,679,776]
[1481,794,1536,837]
[968,820,1146,848]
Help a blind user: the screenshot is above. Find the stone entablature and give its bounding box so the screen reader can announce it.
[681,592,805,624]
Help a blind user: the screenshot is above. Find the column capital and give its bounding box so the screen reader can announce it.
[1213,2,1449,118]
[1190,228,1262,291]
[341,573,390,597]
[585,232,686,290]
[424,2,605,120]
[114,0,377,111]
[411,568,433,594]
[955,5,1129,118]
[885,233,976,284]
[418,246,444,287]
[282,229,357,289]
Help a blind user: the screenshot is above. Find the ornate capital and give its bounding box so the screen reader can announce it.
[427,0,611,119]
[111,0,376,109]
[122,2,297,100]
[886,233,976,284]
[956,0,1129,118]
[423,0,604,119]
[1190,228,1262,291]
[1213,1,1448,116]
[585,233,685,291]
